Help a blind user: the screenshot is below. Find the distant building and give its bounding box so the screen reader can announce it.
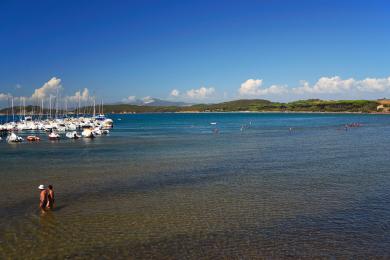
[377,99,390,112]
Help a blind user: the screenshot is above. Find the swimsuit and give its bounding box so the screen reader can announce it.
[40,191,48,209]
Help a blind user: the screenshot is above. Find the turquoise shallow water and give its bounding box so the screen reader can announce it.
[1,113,390,258]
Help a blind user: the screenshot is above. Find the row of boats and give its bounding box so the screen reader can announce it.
[0,114,113,143]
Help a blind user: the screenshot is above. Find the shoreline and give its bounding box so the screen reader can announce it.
[118,111,390,115]
[2,111,390,116]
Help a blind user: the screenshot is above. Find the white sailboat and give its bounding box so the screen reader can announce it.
[66,131,81,139]
[7,132,23,143]
[81,127,95,138]
[48,131,60,140]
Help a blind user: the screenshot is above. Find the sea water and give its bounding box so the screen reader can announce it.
[0,113,389,258]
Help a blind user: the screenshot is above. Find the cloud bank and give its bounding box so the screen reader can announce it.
[31,77,62,100]
[66,88,90,103]
[122,96,137,103]
[186,87,215,99]
[238,76,390,100]
[169,76,390,103]
[4,75,390,108]
[170,86,216,100]
[170,89,180,97]
[239,79,287,96]
[0,93,10,101]
[1,77,92,107]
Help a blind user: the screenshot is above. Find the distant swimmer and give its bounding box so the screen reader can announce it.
[38,184,48,213]
[346,122,362,128]
[289,127,293,133]
[241,124,250,132]
[46,185,55,209]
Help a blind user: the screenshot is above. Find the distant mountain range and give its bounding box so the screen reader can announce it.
[0,99,383,115]
[120,97,192,107]
[84,99,380,114]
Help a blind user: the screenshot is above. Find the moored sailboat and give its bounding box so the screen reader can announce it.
[48,132,60,140]
[6,132,23,143]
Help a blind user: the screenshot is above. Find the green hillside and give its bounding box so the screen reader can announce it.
[92,99,379,113]
[0,99,380,115]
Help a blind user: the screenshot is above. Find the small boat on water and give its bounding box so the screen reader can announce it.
[48,132,60,140]
[7,132,23,143]
[95,114,114,129]
[81,127,95,138]
[92,127,102,136]
[26,136,40,142]
[66,131,81,139]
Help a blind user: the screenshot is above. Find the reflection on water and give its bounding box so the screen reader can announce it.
[1,113,390,258]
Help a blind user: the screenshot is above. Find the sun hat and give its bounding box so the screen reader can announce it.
[38,184,45,190]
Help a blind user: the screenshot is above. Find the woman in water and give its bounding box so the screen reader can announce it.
[46,185,55,209]
[38,184,48,213]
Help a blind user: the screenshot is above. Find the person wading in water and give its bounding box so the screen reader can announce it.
[38,184,48,213]
[46,185,55,209]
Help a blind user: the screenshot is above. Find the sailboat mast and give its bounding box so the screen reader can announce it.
[19,98,22,119]
[78,91,81,117]
[32,98,34,116]
[41,99,44,120]
[23,97,26,119]
[11,97,15,122]
[49,96,52,119]
[55,89,58,119]
[65,99,68,117]
[93,98,96,117]
[6,97,9,123]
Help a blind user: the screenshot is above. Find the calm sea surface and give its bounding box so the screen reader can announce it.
[1,113,390,258]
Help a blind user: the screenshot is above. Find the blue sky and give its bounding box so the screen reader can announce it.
[1,0,390,105]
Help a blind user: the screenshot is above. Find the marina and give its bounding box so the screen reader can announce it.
[0,97,113,142]
[0,115,113,142]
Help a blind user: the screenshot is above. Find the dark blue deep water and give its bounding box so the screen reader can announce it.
[1,113,390,258]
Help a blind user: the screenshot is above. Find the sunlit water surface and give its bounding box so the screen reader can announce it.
[1,113,390,258]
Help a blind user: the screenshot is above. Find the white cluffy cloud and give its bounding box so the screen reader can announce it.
[291,76,390,95]
[169,86,216,100]
[170,89,180,97]
[238,76,390,99]
[0,93,10,101]
[186,87,215,99]
[0,77,94,107]
[238,79,262,95]
[239,79,287,96]
[66,88,90,102]
[292,76,355,94]
[121,96,157,104]
[122,96,137,103]
[357,77,390,92]
[142,96,155,104]
[35,77,91,103]
[31,77,62,100]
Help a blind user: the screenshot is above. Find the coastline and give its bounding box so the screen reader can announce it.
[118,110,390,115]
[2,111,390,116]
